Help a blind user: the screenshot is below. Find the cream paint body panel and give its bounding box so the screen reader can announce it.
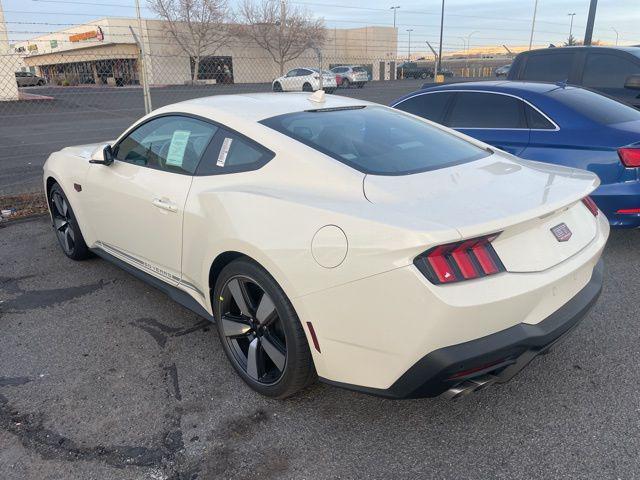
[295,213,608,388]
[84,160,193,285]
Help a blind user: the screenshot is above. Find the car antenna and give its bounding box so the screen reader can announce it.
[308,90,326,103]
[555,79,568,88]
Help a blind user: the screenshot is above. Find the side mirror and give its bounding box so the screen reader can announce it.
[624,74,640,90]
[90,144,114,165]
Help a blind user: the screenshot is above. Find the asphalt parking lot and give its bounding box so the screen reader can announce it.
[1,216,640,479]
[0,79,437,196]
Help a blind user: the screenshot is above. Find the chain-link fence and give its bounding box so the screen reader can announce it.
[0,14,523,206]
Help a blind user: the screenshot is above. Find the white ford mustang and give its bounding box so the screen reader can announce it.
[43,92,609,399]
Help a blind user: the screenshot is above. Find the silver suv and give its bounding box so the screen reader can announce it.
[15,71,46,87]
[330,65,369,88]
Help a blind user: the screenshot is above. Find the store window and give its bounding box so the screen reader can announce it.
[190,56,234,83]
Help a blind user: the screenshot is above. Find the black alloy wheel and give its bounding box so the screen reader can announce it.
[214,259,315,398]
[49,183,90,260]
[273,81,282,92]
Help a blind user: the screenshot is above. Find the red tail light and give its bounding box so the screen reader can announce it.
[414,234,505,285]
[581,196,599,216]
[617,208,640,214]
[618,147,640,168]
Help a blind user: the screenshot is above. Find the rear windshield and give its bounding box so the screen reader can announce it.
[352,67,367,72]
[260,106,489,175]
[549,87,640,125]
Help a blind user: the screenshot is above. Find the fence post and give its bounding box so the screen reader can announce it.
[132,0,152,114]
[314,46,323,91]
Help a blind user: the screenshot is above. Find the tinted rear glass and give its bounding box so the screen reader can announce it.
[260,106,489,175]
[353,67,367,72]
[394,92,453,123]
[523,53,574,81]
[549,87,640,125]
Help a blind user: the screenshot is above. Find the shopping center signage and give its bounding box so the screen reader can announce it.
[69,26,104,43]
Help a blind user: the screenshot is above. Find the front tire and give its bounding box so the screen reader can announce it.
[214,258,316,398]
[341,78,351,88]
[49,183,90,260]
[272,81,282,92]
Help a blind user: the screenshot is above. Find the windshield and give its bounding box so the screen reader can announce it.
[260,106,490,175]
[550,87,640,125]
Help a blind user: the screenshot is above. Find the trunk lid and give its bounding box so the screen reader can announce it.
[364,154,600,272]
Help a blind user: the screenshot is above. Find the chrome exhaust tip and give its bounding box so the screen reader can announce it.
[442,374,497,400]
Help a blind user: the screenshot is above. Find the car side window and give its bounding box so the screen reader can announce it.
[394,92,453,124]
[447,92,526,129]
[115,116,218,175]
[525,105,556,130]
[196,128,274,176]
[522,53,574,82]
[286,69,297,77]
[299,69,312,76]
[583,53,640,89]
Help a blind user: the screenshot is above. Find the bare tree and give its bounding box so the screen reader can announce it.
[148,0,232,82]
[237,0,326,76]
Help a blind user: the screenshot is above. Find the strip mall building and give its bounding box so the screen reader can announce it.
[13,18,397,86]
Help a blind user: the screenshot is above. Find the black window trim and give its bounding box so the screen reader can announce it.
[392,89,559,131]
[111,112,275,176]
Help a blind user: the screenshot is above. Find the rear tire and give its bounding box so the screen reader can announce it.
[324,88,335,94]
[214,258,316,398]
[341,78,351,88]
[48,183,90,261]
[357,82,365,88]
[302,82,313,92]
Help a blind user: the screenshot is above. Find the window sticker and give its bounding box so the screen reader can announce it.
[165,130,191,166]
[217,137,233,167]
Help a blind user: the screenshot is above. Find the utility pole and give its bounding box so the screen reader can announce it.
[611,27,618,46]
[406,28,413,60]
[134,0,152,114]
[528,0,538,51]
[567,13,576,40]
[436,0,444,80]
[465,30,478,76]
[390,6,400,29]
[584,0,598,46]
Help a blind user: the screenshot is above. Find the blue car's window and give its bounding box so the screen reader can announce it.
[448,92,526,129]
[550,87,640,125]
[394,92,453,123]
[261,106,489,175]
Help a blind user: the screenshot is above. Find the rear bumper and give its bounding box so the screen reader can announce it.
[321,259,603,399]
[592,180,640,228]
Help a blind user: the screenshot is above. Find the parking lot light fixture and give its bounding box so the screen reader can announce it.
[406,28,413,60]
[390,6,400,29]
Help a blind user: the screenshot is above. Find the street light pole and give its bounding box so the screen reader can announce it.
[390,6,400,29]
[567,13,576,40]
[611,26,619,45]
[465,30,479,77]
[406,29,413,60]
[436,0,444,80]
[528,0,538,51]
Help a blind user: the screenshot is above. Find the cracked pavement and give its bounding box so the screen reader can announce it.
[1,216,640,479]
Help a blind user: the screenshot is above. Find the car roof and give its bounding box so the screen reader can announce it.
[415,80,570,95]
[156,92,374,123]
[521,45,640,57]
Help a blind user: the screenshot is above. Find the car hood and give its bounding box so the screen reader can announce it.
[363,153,599,240]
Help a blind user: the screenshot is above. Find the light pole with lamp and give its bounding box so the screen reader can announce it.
[465,30,479,77]
[567,13,576,42]
[390,6,400,29]
[611,27,619,45]
[406,28,413,60]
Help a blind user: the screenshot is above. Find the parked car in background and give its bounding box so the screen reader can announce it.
[397,62,433,79]
[44,93,607,399]
[508,46,640,109]
[272,68,337,93]
[392,81,640,227]
[495,64,511,77]
[15,71,46,87]
[330,65,369,88]
[437,68,455,78]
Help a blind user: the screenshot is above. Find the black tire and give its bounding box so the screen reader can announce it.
[214,258,316,398]
[273,81,282,92]
[49,183,90,260]
[341,78,351,88]
[38,79,45,86]
[420,72,428,79]
[357,82,365,88]
[324,88,335,94]
[302,82,313,92]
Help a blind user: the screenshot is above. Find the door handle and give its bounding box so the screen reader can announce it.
[152,197,178,213]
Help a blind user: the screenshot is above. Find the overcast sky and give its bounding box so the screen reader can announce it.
[3,0,638,54]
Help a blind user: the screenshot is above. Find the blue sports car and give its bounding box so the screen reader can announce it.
[391,81,640,228]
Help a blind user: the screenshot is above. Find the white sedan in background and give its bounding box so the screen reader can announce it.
[43,92,608,399]
[272,68,337,93]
